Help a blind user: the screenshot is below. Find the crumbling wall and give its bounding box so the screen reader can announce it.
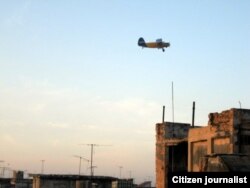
[199,155,229,172]
[156,122,190,188]
[188,109,235,171]
[200,154,250,172]
[233,109,250,154]
[156,123,167,188]
[156,108,250,187]
[189,108,250,172]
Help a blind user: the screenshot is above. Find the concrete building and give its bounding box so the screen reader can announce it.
[111,179,134,188]
[30,174,118,188]
[136,181,152,187]
[156,108,250,188]
[156,122,190,188]
[0,171,32,188]
[0,178,12,188]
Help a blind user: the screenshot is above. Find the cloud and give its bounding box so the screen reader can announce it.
[0,78,159,178]
[1,134,17,145]
[51,139,60,147]
[47,122,69,129]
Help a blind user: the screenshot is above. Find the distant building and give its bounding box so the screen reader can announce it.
[111,178,134,188]
[0,178,12,188]
[156,108,250,188]
[0,170,32,188]
[136,181,152,187]
[30,174,119,188]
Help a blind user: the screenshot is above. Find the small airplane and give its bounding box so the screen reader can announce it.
[138,37,170,52]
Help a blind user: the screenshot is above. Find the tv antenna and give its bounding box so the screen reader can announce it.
[118,166,123,178]
[73,155,89,175]
[79,144,112,176]
[40,160,45,174]
[172,81,175,124]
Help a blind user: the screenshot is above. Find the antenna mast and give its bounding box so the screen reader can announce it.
[172,81,175,124]
[73,155,89,175]
[80,144,112,177]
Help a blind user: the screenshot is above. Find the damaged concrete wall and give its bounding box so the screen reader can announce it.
[188,109,235,172]
[156,108,250,187]
[233,109,250,154]
[200,154,250,172]
[188,108,250,172]
[199,154,230,172]
[155,123,167,188]
[156,122,190,188]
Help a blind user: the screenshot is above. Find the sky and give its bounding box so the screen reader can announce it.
[0,0,250,185]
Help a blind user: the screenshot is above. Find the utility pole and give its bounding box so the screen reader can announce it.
[41,160,45,174]
[0,161,4,177]
[192,101,195,127]
[171,81,175,172]
[172,81,175,124]
[118,166,123,179]
[128,170,132,179]
[80,144,112,177]
[73,155,89,175]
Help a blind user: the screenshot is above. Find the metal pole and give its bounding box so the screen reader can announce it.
[162,106,165,123]
[73,155,89,175]
[171,82,174,172]
[79,143,112,177]
[128,170,132,179]
[118,166,123,179]
[41,160,45,174]
[79,157,81,175]
[90,144,94,177]
[0,161,4,177]
[172,82,174,124]
[192,101,195,127]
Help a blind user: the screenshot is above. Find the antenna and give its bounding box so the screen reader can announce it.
[171,82,175,172]
[0,161,5,178]
[40,160,45,174]
[162,105,165,123]
[118,166,123,179]
[128,170,132,179]
[80,144,112,177]
[192,101,195,127]
[73,155,89,175]
[172,81,175,124]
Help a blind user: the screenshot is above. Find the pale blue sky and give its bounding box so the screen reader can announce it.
[0,0,250,184]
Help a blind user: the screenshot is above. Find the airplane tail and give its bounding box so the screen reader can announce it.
[138,37,146,47]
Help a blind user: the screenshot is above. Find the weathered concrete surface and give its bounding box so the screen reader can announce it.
[200,154,250,172]
[188,108,250,171]
[156,108,250,188]
[30,174,117,188]
[156,122,190,188]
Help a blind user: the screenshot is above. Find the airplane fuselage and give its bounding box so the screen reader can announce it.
[138,37,170,52]
[144,42,170,49]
